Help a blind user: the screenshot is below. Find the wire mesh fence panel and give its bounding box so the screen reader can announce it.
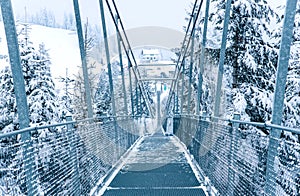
[274,130,300,196]
[0,137,26,195]
[174,116,300,196]
[0,117,143,196]
[229,125,268,196]
[74,118,142,195]
[1,126,77,196]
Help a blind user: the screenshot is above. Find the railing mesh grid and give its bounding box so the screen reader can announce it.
[0,118,142,195]
[174,116,300,196]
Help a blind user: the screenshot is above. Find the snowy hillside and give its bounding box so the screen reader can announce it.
[0,23,81,91]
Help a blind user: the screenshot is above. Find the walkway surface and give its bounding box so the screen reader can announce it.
[99,132,206,196]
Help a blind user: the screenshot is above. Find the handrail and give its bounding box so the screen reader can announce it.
[177,114,300,135]
[0,115,141,140]
[0,121,76,140]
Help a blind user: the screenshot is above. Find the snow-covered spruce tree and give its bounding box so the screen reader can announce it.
[18,24,70,194]
[0,67,24,195]
[0,66,17,133]
[73,20,98,120]
[198,48,219,115]
[224,0,277,122]
[109,61,127,116]
[57,72,74,121]
[284,2,300,128]
[226,1,277,195]
[195,0,278,195]
[73,73,87,119]
[130,76,153,117]
[189,2,222,116]
[62,12,76,31]
[94,61,125,118]
[94,69,112,119]
[140,82,153,117]
[180,5,201,115]
[24,43,60,130]
[73,61,98,121]
[199,0,277,121]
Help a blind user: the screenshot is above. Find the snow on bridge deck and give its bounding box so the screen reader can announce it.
[96,132,207,196]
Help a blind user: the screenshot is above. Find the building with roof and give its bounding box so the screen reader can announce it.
[140,49,161,63]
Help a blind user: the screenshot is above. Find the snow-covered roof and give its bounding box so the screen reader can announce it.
[142,49,160,55]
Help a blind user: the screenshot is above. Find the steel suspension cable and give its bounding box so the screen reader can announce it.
[174,0,199,71]
[104,0,154,118]
[164,0,204,115]
[111,0,138,67]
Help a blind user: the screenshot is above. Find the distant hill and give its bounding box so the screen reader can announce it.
[0,23,82,92]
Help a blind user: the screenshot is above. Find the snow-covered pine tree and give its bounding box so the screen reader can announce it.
[94,69,112,119]
[190,1,222,116]
[73,61,99,119]
[197,0,277,121]
[57,69,74,121]
[109,61,127,116]
[17,24,70,194]
[226,1,277,195]
[284,2,300,128]
[0,66,17,133]
[0,66,24,195]
[26,43,60,130]
[224,0,277,122]
[195,0,278,195]
[72,64,98,121]
[19,38,60,132]
[62,12,76,31]
[26,8,57,28]
[73,20,98,120]
[132,81,152,117]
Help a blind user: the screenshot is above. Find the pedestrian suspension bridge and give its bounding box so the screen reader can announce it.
[0,0,300,195]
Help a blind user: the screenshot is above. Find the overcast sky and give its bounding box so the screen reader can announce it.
[11,0,193,32]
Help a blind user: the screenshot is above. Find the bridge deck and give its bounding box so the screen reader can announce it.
[98,132,206,196]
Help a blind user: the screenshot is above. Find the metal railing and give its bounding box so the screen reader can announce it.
[0,116,144,195]
[172,114,300,196]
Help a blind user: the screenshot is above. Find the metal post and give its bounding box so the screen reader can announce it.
[99,0,119,160]
[135,78,139,117]
[139,87,143,115]
[99,0,117,117]
[197,0,210,115]
[173,90,176,114]
[0,0,30,134]
[157,86,161,128]
[180,62,185,114]
[187,14,196,114]
[128,61,135,117]
[0,1,34,194]
[265,0,297,195]
[115,15,128,115]
[228,113,240,195]
[66,116,80,195]
[73,0,93,119]
[175,82,179,114]
[213,0,232,117]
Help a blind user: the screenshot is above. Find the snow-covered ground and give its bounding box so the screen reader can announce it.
[0,23,81,91]
[29,25,81,81]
